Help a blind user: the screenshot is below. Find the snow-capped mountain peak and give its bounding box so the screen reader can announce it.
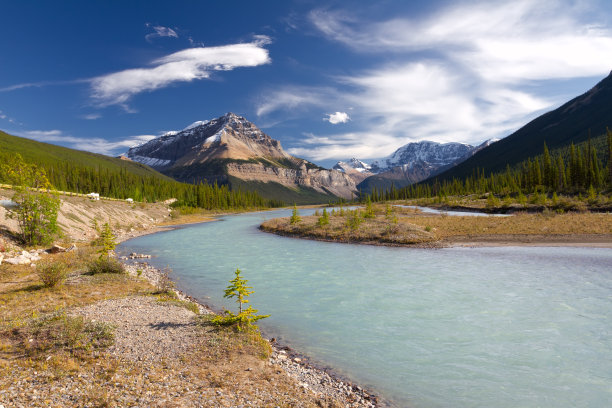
[370,141,477,172]
[333,158,372,173]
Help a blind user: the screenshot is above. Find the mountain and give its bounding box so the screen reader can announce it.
[333,158,372,173]
[127,113,357,203]
[356,140,495,192]
[432,70,612,182]
[332,158,374,184]
[370,141,476,173]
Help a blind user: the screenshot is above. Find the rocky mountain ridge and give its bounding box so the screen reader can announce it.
[127,113,357,201]
[334,139,498,191]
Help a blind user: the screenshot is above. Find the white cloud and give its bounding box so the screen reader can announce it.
[0,110,17,124]
[325,112,350,124]
[145,24,179,42]
[256,86,336,116]
[261,0,612,161]
[309,1,612,82]
[19,130,157,155]
[288,131,398,161]
[91,40,271,107]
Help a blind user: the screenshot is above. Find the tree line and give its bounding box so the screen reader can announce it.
[367,129,612,202]
[0,152,281,210]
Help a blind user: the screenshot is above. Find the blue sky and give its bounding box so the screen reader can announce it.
[1,0,612,168]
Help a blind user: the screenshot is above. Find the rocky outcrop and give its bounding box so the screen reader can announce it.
[226,162,357,199]
[127,113,358,200]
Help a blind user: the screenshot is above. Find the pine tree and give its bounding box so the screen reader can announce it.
[212,268,269,330]
[317,208,330,226]
[99,222,117,256]
[290,204,301,224]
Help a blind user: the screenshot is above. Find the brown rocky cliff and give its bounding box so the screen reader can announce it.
[226,162,357,199]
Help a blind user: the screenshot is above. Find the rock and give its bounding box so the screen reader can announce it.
[4,256,31,265]
[47,245,66,254]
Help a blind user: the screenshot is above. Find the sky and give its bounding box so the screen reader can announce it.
[1,0,612,168]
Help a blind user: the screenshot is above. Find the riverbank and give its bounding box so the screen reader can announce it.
[0,199,380,407]
[260,207,612,248]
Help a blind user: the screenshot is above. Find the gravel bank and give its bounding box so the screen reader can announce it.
[124,261,381,407]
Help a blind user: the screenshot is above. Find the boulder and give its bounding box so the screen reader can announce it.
[47,244,66,254]
[4,256,31,265]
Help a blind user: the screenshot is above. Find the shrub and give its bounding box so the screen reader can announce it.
[13,312,114,357]
[1,154,60,246]
[345,210,363,230]
[36,261,68,287]
[155,266,175,294]
[88,256,125,275]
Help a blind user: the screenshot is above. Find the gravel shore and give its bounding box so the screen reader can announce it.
[123,261,382,407]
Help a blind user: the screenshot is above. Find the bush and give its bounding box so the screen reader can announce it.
[88,256,125,275]
[12,312,114,357]
[36,261,68,287]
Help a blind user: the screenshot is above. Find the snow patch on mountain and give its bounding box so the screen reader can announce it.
[130,155,172,168]
[333,158,372,173]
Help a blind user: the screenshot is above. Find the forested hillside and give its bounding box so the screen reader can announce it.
[368,131,612,201]
[434,71,612,181]
[0,131,279,209]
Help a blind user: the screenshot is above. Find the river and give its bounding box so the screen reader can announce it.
[119,208,612,407]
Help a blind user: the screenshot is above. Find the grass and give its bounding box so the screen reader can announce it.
[261,212,435,245]
[0,241,347,407]
[0,248,151,330]
[9,311,114,358]
[261,201,612,246]
[403,211,612,238]
[155,291,200,314]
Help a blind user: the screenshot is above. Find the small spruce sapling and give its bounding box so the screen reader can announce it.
[317,208,330,226]
[290,204,301,225]
[212,268,269,330]
[98,222,116,257]
[364,197,375,218]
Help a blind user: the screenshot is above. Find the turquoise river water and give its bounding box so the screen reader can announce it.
[119,209,612,407]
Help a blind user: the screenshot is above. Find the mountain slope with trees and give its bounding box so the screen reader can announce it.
[0,131,277,209]
[433,71,612,182]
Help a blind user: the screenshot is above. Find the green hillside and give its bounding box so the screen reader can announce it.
[0,130,170,180]
[0,130,276,209]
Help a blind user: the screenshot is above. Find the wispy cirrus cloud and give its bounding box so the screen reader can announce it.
[260,0,612,161]
[91,38,272,108]
[18,129,157,155]
[145,24,179,42]
[308,1,612,81]
[256,86,337,117]
[81,113,102,120]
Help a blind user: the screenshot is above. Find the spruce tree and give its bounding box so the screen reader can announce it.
[290,204,301,224]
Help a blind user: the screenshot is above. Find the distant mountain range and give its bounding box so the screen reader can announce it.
[4,70,610,204]
[333,139,497,192]
[127,113,357,203]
